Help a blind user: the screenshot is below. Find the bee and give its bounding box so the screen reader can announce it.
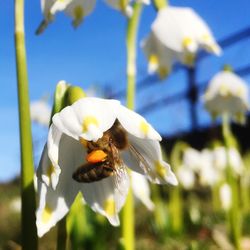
[72,120,129,183]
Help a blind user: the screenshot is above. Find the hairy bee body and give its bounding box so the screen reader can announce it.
[72,160,114,183]
[72,120,128,183]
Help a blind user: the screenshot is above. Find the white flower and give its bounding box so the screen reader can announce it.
[228,148,244,176]
[204,70,249,124]
[213,146,244,176]
[182,147,202,172]
[131,171,154,210]
[213,146,227,170]
[36,0,96,34]
[30,99,51,127]
[219,183,232,211]
[141,33,174,79]
[177,165,195,190]
[199,149,219,186]
[142,6,221,78]
[104,0,149,17]
[36,97,177,237]
[152,7,221,56]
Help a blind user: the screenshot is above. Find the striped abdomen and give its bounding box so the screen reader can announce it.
[72,161,114,183]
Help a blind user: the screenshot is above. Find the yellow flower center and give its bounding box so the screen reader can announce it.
[82,116,99,132]
[41,205,53,224]
[155,161,167,178]
[104,198,116,216]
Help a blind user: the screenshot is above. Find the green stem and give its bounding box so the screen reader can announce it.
[153,0,167,11]
[57,217,67,250]
[222,115,241,250]
[212,183,221,212]
[169,186,183,234]
[14,0,37,249]
[169,142,188,234]
[126,2,142,110]
[122,3,142,250]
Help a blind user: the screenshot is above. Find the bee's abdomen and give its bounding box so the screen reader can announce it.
[72,161,114,183]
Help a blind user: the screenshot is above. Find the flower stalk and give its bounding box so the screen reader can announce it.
[169,142,187,234]
[14,0,37,248]
[222,114,241,250]
[122,3,143,250]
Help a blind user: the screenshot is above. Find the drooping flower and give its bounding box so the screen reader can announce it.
[213,146,244,176]
[176,165,195,190]
[219,183,232,211]
[182,147,202,172]
[30,99,51,127]
[141,33,174,79]
[104,0,149,17]
[36,97,177,237]
[36,0,96,34]
[203,70,249,124]
[199,149,220,187]
[142,6,221,78]
[175,147,200,190]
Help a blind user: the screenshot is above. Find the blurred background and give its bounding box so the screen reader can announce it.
[0,0,250,249]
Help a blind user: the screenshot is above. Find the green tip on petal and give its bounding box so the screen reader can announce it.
[50,80,70,123]
[223,64,233,72]
[66,86,86,105]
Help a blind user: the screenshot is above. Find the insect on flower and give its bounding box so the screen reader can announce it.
[36,97,177,237]
[72,120,129,183]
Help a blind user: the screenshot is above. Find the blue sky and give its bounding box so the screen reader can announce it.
[0,0,250,181]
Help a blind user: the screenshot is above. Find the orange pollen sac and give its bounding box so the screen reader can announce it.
[86,150,107,163]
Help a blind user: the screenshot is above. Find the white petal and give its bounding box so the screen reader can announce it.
[219,183,232,211]
[52,97,120,142]
[65,0,96,21]
[37,144,61,189]
[41,0,56,18]
[213,147,227,170]
[141,33,173,78]
[117,105,161,140]
[152,7,199,53]
[183,147,202,171]
[47,125,63,189]
[36,180,79,237]
[104,0,131,15]
[81,168,129,226]
[131,172,154,210]
[50,0,72,14]
[177,165,195,189]
[229,148,244,176]
[125,134,177,185]
[36,134,87,237]
[151,6,220,58]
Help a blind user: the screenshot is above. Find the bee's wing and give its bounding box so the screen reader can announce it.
[112,162,129,196]
[128,144,158,180]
